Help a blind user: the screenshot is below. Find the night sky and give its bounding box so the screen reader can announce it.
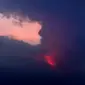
[0,0,85,83]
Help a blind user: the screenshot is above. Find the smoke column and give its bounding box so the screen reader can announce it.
[0,12,42,45]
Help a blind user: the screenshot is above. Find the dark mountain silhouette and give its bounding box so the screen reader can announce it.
[0,36,44,69]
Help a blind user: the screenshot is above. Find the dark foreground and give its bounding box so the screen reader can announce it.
[0,68,85,84]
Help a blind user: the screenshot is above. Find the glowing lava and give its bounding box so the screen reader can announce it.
[45,55,56,67]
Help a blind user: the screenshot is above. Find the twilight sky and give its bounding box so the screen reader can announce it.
[0,0,84,72]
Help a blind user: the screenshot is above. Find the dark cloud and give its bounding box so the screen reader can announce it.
[0,36,43,67]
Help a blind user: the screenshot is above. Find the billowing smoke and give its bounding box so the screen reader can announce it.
[0,12,42,45]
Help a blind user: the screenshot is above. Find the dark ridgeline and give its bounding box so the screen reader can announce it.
[0,37,84,84]
[0,36,55,71]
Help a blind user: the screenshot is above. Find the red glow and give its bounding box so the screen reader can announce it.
[45,55,56,67]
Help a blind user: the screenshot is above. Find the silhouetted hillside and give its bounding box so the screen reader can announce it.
[0,36,45,68]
